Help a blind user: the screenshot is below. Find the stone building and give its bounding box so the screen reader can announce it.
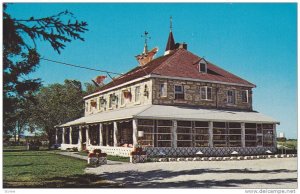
[56,27,278,157]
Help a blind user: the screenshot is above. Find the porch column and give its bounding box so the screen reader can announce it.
[78,126,83,151]
[132,119,138,147]
[273,123,277,147]
[86,125,90,146]
[62,127,66,144]
[55,128,58,144]
[172,120,177,148]
[69,127,73,144]
[208,121,213,147]
[99,123,103,146]
[113,121,118,147]
[241,122,245,147]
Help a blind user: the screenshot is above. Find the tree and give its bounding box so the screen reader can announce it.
[30,80,84,147]
[3,3,88,134]
[84,82,100,96]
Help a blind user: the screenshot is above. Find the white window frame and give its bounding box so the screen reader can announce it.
[227,90,236,104]
[135,86,141,103]
[241,90,249,103]
[120,90,125,106]
[159,82,168,97]
[200,86,212,100]
[174,85,184,100]
[199,59,207,73]
[108,94,113,109]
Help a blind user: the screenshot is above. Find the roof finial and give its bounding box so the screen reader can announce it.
[141,31,151,54]
[170,16,173,32]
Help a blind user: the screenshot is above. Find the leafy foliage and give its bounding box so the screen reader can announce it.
[29,80,84,146]
[3,3,88,134]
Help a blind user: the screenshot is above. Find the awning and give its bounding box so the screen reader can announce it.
[59,105,152,127]
[59,105,279,127]
[135,105,279,124]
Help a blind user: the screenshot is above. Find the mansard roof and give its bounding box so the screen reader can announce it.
[87,48,255,98]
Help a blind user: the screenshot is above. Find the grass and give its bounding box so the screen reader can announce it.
[76,151,130,163]
[3,147,122,188]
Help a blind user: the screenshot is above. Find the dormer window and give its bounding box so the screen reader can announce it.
[199,58,207,73]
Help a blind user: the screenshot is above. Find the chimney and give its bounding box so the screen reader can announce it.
[175,42,188,50]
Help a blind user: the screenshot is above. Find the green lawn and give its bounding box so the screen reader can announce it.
[3,147,121,188]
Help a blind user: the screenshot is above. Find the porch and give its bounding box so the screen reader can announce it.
[56,105,279,157]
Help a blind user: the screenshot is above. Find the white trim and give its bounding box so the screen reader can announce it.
[150,74,255,88]
[199,61,207,73]
[200,86,213,100]
[83,75,151,99]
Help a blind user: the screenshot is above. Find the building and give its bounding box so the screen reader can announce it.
[56,24,279,158]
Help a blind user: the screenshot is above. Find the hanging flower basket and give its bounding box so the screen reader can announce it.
[90,101,97,107]
[123,91,132,99]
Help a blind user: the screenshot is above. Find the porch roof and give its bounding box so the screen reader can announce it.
[59,105,279,127]
[135,105,279,124]
[59,105,152,127]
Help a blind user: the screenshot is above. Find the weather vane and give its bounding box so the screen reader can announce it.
[141,31,151,54]
[170,16,173,32]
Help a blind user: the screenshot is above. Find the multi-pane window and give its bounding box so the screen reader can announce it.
[245,123,257,147]
[228,122,241,147]
[194,121,209,147]
[157,120,172,147]
[135,86,140,102]
[262,124,274,147]
[200,86,212,100]
[242,90,249,103]
[227,90,236,104]
[213,122,227,147]
[138,119,154,147]
[177,121,192,147]
[159,82,167,97]
[174,85,184,100]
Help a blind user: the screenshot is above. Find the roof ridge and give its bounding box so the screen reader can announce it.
[150,49,183,75]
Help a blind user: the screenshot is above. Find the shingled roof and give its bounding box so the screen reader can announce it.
[86,48,255,98]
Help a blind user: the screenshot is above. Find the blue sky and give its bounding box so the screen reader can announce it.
[6,3,297,138]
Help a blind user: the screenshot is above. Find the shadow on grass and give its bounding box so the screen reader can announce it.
[3,174,123,188]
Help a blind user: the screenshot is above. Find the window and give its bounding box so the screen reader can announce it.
[199,58,207,73]
[108,94,113,108]
[200,86,212,100]
[177,121,192,147]
[157,120,172,147]
[174,85,184,100]
[120,91,125,106]
[199,63,207,73]
[135,86,140,102]
[242,90,249,103]
[194,121,209,147]
[138,119,154,147]
[245,123,257,147]
[159,82,167,97]
[85,102,88,112]
[227,90,236,104]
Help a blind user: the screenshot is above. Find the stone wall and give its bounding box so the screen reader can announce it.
[152,78,253,111]
[84,79,153,116]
